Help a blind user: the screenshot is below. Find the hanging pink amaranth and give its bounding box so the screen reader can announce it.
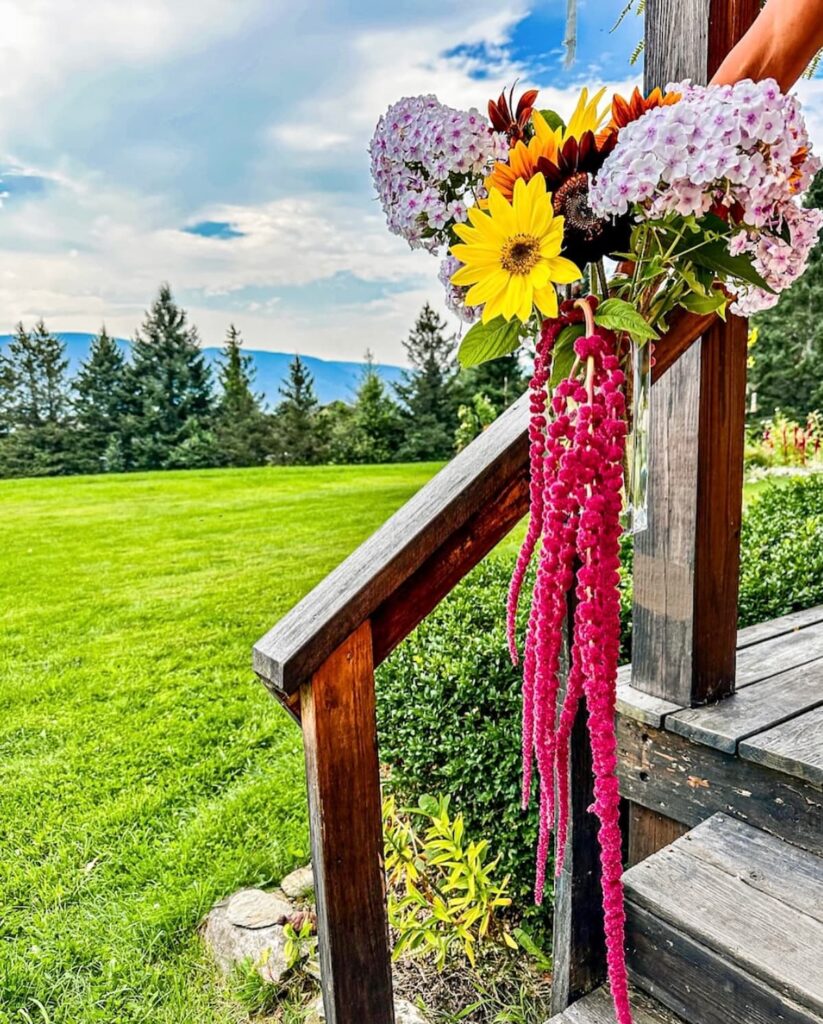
[507,297,632,1024]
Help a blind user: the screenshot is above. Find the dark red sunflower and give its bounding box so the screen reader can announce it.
[536,130,629,267]
[488,85,539,144]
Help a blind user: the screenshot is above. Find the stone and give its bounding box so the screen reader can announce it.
[203,897,289,985]
[307,995,427,1023]
[280,864,315,901]
[225,888,292,929]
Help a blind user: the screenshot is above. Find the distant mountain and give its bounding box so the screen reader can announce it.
[0,332,405,407]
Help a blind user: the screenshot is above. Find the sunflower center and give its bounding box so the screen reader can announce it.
[500,233,541,276]
[552,172,602,241]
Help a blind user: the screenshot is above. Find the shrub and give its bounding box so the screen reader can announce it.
[376,476,823,929]
[375,558,544,924]
[739,476,823,625]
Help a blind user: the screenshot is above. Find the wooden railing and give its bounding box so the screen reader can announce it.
[253,6,758,1018]
[251,301,740,1023]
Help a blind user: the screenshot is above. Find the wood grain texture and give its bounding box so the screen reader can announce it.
[627,804,688,867]
[300,621,394,1024]
[737,605,823,650]
[739,703,823,786]
[623,830,823,1015]
[626,902,821,1024]
[547,985,686,1024]
[254,392,531,696]
[617,715,823,856]
[633,0,758,708]
[737,631,823,687]
[666,659,823,753]
[550,616,606,1015]
[371,467,529,665]
[679,814,823,925]
[617,665,685,728]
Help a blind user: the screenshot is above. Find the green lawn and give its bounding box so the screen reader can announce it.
[0,465,438,1024]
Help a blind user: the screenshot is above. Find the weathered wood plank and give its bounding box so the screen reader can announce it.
[680,814,823,925]
[548,985,686,1024]
[737,605,823,650]
[632,0,758,709]
[371,468,528,665]
[550,684,606,1014]
[300,621,394,1024]
[616,715,823,856]
[666,660,823,753]
[740,704,823,786]
[254,392,531,696]
[627,804,688,867]
[617,666,684,728]
[624,839,823,1014]
[626,902,820,1024]
[737,631,823,688]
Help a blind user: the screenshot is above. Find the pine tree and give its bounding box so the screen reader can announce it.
[0,321,74,477]
[269,355,322,465]
[72,327,132,473]
[214,325,269,466]
[129,284,215,469]
[346,351,403,463]
[454,352,527,413]
[751,171,823,419]
[394,304,458,461]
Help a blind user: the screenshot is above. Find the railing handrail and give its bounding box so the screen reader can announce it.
[252,307,712,699]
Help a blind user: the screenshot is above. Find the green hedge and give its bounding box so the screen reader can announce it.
[375,476,823,925]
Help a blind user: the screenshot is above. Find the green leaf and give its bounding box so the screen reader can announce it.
[681,239,775,293]
[679,289,728,320]
[594,298,659,343]
[417,793,438,816]
[549,324,583,389]
[457,317,523,369]
[538,109,565,132]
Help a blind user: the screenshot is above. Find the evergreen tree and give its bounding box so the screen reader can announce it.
[72,327,132,473]
[129,284,215,469]
[394,304,458,461]
[454,352,527,413]
[0,321,74,477]
[346,351,403,463]
[214,325,269,466]
[269,355,322,465]
[751,170,823,419]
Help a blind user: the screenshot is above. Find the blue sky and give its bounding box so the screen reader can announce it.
[0,0,821,364]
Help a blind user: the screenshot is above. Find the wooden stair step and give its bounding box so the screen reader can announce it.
[623,813,823,1024]
[546,985,686,1023]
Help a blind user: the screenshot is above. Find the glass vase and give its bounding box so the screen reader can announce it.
[622,339,651,536]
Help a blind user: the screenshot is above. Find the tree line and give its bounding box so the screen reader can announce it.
[0,284,525,479]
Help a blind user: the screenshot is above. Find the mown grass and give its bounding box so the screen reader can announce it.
[0,465,438,1024]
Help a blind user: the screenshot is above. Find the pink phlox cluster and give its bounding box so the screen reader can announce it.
[514,316,632,1024]
[369,95,508,253]
[438,255,482,323]
[589,78,823,314]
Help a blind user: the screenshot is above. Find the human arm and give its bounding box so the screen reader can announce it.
[710,0,823,90]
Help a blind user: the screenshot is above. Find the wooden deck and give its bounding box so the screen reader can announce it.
[617,605,823,857]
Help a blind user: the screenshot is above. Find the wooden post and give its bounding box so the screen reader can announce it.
[550,697,606,1013]
[632,0,758,708]
[550,607,606,1014]
[300,620,395,1024]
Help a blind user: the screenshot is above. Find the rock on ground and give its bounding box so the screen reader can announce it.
[203,888,293,985]
[280,864,315,901]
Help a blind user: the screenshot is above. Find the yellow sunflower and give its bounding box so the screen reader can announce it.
[484,87,609,202]
[450,175,582,324]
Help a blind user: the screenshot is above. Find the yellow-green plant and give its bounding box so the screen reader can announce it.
[283,917,319,976]
[384,794,517,969]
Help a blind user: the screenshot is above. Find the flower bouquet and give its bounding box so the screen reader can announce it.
[371,79,821,1023]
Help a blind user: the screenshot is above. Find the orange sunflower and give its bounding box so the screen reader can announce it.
[484,87,609,202]
[597,86,681,146]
